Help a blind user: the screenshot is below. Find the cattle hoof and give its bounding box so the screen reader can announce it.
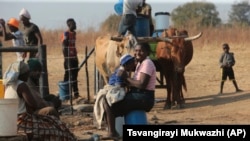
[163,104,171,110]
[177,104,185,109]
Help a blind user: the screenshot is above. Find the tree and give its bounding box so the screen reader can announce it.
[100,14,121,33]
[229,1,250,26]
[171,2,221,28]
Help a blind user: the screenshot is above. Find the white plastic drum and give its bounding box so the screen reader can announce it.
[154,12,170,32]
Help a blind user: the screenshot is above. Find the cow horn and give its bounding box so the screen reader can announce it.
[136,37,172,43]
[110,36,123,42]
[184,32,202,41]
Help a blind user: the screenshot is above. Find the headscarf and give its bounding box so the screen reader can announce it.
[27,58,42,71]
[3,61,29,85]
[19,8,31,19]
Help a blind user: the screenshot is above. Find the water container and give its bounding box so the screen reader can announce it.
[125,110,147,125]
[0,79,4,99]
[0,98,18,136]
[152,30,163,37]
[114,0,123,16]
[155,12,170,32]
[58,81,70,100]
[135,15,150,37]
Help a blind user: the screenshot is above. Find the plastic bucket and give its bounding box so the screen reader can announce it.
[114,0,123,15]
[135,15,150,37]
[125,110,147,125]
[155,12,170,31]
[0,80,4,99]
[0,98,18,136]
[58,81,70,100]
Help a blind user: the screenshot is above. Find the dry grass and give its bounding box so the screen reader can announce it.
[1,25,250,100]
[2,25,250,140]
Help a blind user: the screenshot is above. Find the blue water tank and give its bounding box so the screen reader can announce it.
[135,15,150,37]
[155,12,170,32]
[114,0,123,15]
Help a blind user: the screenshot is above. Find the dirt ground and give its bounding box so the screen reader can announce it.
[1,41,250,140]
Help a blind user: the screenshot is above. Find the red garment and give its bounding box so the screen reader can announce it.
[61,31,77,57]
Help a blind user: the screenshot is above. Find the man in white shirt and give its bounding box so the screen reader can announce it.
[118,0,143,36]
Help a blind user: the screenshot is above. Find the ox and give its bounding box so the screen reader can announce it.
[156,27,202,109]
[95,32,172,85]
[95,33,138,85]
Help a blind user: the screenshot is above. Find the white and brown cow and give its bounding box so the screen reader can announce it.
[95,33,138,85]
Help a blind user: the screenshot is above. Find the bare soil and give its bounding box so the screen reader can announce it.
[2,42,250,140]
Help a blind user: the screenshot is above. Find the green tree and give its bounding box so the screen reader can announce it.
[229,1,250,26]
[171,2,221,28]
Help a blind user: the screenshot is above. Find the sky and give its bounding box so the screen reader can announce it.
[0,0,246,30]
[0,0,243,3]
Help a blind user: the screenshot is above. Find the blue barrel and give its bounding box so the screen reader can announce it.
[58,81,70,100]
[155,12,170,32]
[135,15,150,37]
[114,0,123,16]
[125,110,147,125]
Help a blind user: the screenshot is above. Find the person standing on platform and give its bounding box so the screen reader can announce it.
[61,18,80,99]
[117,0,144,36]
[19,8,43,59]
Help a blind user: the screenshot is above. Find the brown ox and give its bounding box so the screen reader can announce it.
[156,27,202,109]
[95,33,138,85]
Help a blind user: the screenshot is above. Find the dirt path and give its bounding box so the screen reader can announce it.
[1,40,249,140]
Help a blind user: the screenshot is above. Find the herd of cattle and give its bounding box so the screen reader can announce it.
[95,27,202,109]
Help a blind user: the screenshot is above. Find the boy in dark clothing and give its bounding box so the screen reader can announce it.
[61,18,79,99]
[219,43,242,94]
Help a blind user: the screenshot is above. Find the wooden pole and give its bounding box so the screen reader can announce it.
[0,44,2,79]
[38,45,50,98]
[85,46,90,103]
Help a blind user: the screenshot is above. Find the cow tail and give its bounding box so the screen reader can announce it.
[182,74,187,92]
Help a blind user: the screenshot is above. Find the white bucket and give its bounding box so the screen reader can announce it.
[155,12,170,31]
[115,116,125,137]
[0,99,18,136]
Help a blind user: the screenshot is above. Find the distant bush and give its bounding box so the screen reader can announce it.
[99,14,121,34]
